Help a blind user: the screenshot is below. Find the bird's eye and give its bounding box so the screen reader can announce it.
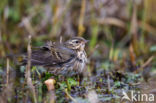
[75,40,79,43]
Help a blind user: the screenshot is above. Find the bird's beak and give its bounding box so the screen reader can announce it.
[84,40,89,43]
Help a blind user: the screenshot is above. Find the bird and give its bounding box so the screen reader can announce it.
[18,37,88,76]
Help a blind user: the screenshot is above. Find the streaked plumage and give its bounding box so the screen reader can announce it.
[18,37,88,75]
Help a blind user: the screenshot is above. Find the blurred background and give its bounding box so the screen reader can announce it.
[0,0,156,102]
[0,0,156,60]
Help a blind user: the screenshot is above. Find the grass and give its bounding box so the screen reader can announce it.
[0,0,156,103]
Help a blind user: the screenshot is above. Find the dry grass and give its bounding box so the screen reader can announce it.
[0,0,156,102]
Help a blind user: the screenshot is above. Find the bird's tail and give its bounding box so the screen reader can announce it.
[15,55,27,65]
[5,54,26,65]
[15,54,46,66]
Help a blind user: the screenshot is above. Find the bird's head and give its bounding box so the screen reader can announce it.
[65,37,88,51]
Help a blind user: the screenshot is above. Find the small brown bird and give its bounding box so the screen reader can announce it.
[18,37,88,76]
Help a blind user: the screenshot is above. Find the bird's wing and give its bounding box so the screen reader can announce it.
[19,42,76,66]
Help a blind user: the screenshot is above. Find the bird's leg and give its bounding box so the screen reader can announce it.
[77,74,83,86]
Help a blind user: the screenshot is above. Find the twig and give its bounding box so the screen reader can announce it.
[44,78,56,91]
[130,3,138,36]
[59,36,62,43]
[25,35,37,103]
[22,17,35,36]
[129,44,136,66]
[141,56,154,69]
[136,56,154,73]
[58,83,77,103]
[107,74,110,91]
[26,35,31,79]
[97,17,126,28]
[88,44,99,58]
[65,88,77,103]
[44,78,56,103]
[0,31,2,42]
[6,58,9,86]
[138,21,156,35]
[78,0,86,36]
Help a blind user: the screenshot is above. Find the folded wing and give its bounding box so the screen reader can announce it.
[19,42,76,67]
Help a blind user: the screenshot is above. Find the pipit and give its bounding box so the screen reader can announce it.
[18,37,88,76]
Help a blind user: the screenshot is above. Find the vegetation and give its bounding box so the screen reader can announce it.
[0,0,156,103]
